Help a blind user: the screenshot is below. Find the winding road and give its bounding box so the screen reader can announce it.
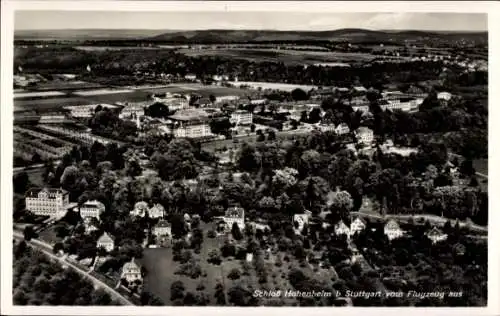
[13,232,134,306]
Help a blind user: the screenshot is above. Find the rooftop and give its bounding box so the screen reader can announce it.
[169,108,211,122]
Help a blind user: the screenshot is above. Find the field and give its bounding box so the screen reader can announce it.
[14,91,66,99]
[178,48,405,65]
[14,96,90,112]
[229,81,317,92]
[142,84,250,97]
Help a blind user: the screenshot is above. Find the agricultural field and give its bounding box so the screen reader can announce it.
[178,48,405,65]
[229,81,317,92]
[14,96,90,112]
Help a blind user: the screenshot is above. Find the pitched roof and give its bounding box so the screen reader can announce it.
[122,257,140,271]
[385,219,401,230]
[25,187,68,198]
[426,227,445,237]
[334,220,349,230]
[156,219,170,228]
[97,232,114,243]
[225,207,245,219]
[82,200,105,208]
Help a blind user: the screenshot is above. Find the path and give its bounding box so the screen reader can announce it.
[13,232,134,306]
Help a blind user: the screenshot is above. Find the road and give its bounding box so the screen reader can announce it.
[13,232,134,306]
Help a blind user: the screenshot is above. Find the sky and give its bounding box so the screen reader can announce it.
[15,11,488,32]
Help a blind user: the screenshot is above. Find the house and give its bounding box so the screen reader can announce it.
[249,99,268,105]
[131,201,148,217]
[153,220,172,237]
[350,217,366,235]
[25,187,70,218]
[335,123,350,135]
[84,223,99,234]
[230,110,253,125]
[120,257,142,283]
[293,210,312,233]
[79,200,105,220]
[96,232,115,252]
[334,220,351,236]
[184,74,197,81]
[148,204,165,219]
[355,127,374,145]
[426,227,448,244]
[437,92,452,101]
[453,243,466,256]
[246,253,254,262]
[384,219,404,240]
[222,206,245,231]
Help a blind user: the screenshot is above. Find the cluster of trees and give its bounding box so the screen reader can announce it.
[13,241,118,305]
[88,107,138,142]
[352,220,487,306]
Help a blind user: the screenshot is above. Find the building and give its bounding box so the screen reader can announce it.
[352,104,370,113]
[222,206,245,231]
[355,127,374,145]
[119,103,146,120]
[169,109,212,138]
[437,92,452,101]
[230,110,253,125]
[131,201,149,217]
[384,219,404,241]
[249,99,267,105]
[63,104,117,119]
[96,232,115,252]
[39,112,70,124]
[334,220,351,236]
[120,258,142,283]
[453,243,466,256]
[426,227,448,244]
[335,123,350,135]
[293,210,312,233]
[148,204,165,219]
[216,95,240,103]
[153,220,172,237]
[79,200,105,220]
[184,74,197,81]
[350,217,366,235]
[25,187,70,218]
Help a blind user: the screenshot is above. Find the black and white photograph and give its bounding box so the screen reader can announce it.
[1,1,499,314]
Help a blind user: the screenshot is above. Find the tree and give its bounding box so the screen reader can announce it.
[207,248,222,265]
[228,268,241,280]
[329,190,353,220]
[13,172,30,194]
[231,223,243,240]
[170,280,186,301]
[291,88,309,101]
[309,108,322,124]
[23,226,36,241]
[268,130,277,141]
[146,102,170,118]
[209,94,216,104]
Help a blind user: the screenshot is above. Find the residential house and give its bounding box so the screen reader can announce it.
[335,123,350,135]
[153,220,172,237]
[293,210,312,233]
[184,74,197,81]
[120,258,142,283]
[426,227,448,244]
[437,92,452,101]
[355,127,374,146]
[350,217,366,236]
[222,206,245,231]
[148,204,165,219]
[79,200,105,220]
[334,220,351,236]
[384,219,404,240]
[25,187,70,218]
[96,232,115,252]
[131,201,149,217]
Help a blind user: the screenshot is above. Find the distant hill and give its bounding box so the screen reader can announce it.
[15,28,488,43]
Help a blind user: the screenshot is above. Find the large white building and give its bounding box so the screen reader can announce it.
[25,188,70,218]
[216,95,240,103]
[426,227,448,244]
[63,104,117,119]
[119,103,146,120]
[79,200,105,220]
[230,110,253,125]
[153,220,172,237]
[169,109,212,138]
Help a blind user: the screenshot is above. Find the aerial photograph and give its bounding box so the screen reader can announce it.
[9,9,488,307]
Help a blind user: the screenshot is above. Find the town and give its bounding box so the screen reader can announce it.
[11,21,488,307]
